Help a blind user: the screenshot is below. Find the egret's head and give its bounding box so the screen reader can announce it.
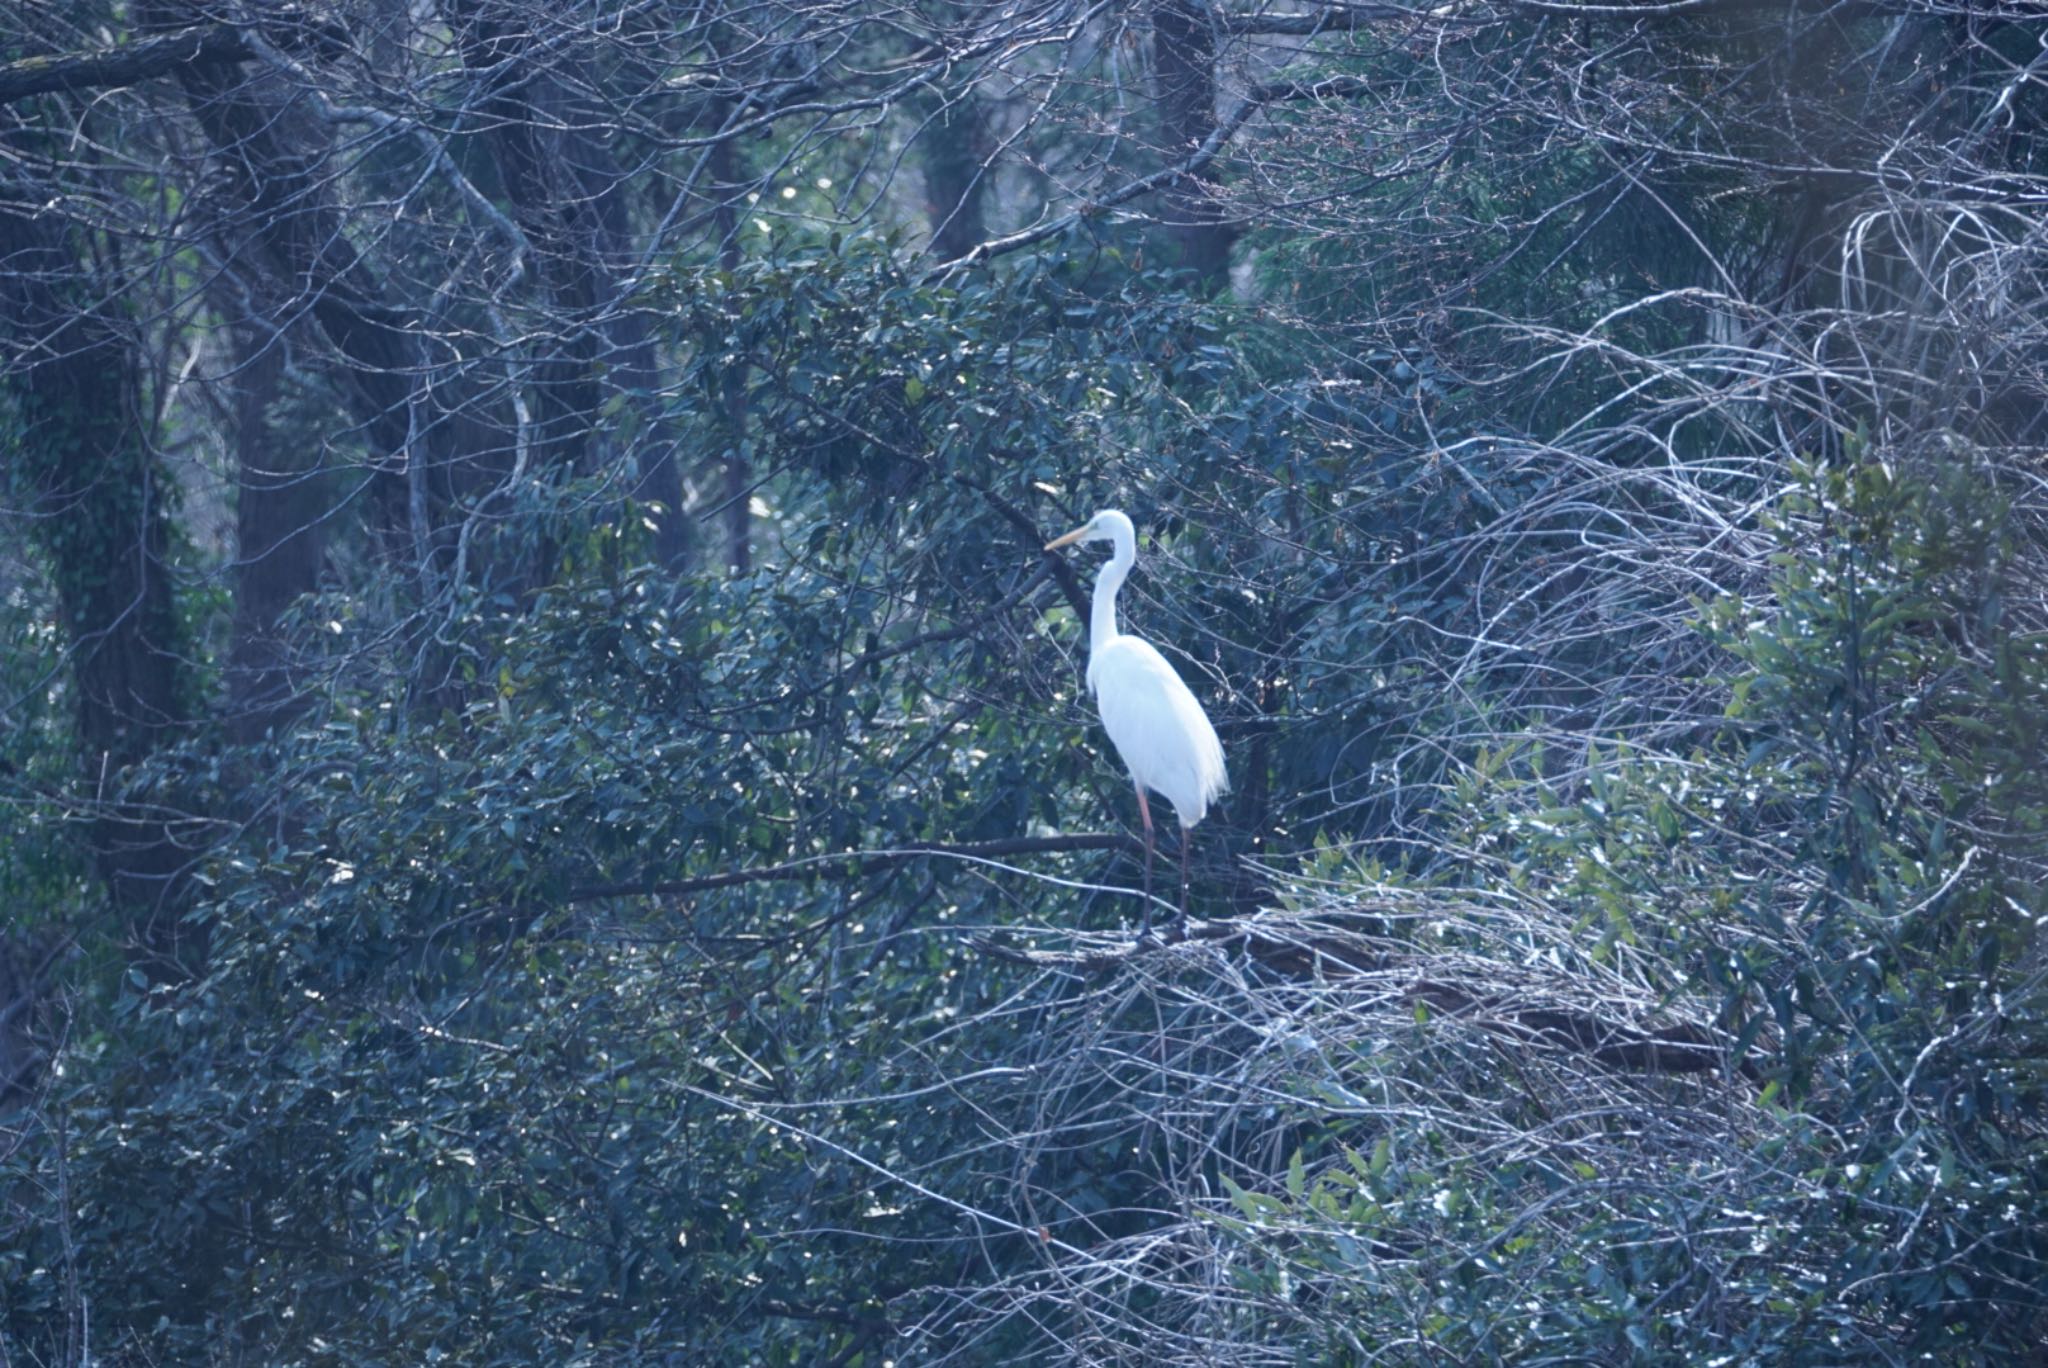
[1044,509,1136,553]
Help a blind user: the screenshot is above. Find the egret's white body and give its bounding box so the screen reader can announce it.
[1045,510,1226,934]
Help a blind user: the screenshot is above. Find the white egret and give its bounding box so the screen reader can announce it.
[1045,510,1227,938]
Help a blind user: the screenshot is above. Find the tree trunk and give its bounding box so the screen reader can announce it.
[712,126,751,575]
[922,94,991,263]
[225,324,327,743]
[137,1,419,548]
[450,0,694,571]
[0,199,198,975]
[1151,0,1234,285]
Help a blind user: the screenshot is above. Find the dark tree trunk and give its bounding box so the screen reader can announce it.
[0,199,198,975]
[922,95,991,263]
[136,0,421,564]
[711,126,751,575]
[138,0,575,603]
[0,929,63,1112]
[1151,0,1234,284]
[451,1,693,571]
[225,324,327,743]
[142,6,415,452]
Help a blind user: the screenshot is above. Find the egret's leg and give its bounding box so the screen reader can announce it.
[1135,785,1155,937]
[1175,823,1192,940]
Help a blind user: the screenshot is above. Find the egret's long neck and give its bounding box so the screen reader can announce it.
[1090,533,1135,655]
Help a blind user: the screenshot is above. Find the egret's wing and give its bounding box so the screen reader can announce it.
[1092,636,1228,825]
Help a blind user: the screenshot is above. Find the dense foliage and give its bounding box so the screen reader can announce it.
[2,1,2044,1363]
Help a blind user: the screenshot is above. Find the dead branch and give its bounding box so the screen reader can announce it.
[974,906,1755,1078]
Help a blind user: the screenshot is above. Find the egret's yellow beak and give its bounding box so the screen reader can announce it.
[1044,523,1090,551]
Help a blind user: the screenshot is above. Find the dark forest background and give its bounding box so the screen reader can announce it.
[2,1,2045,1362]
